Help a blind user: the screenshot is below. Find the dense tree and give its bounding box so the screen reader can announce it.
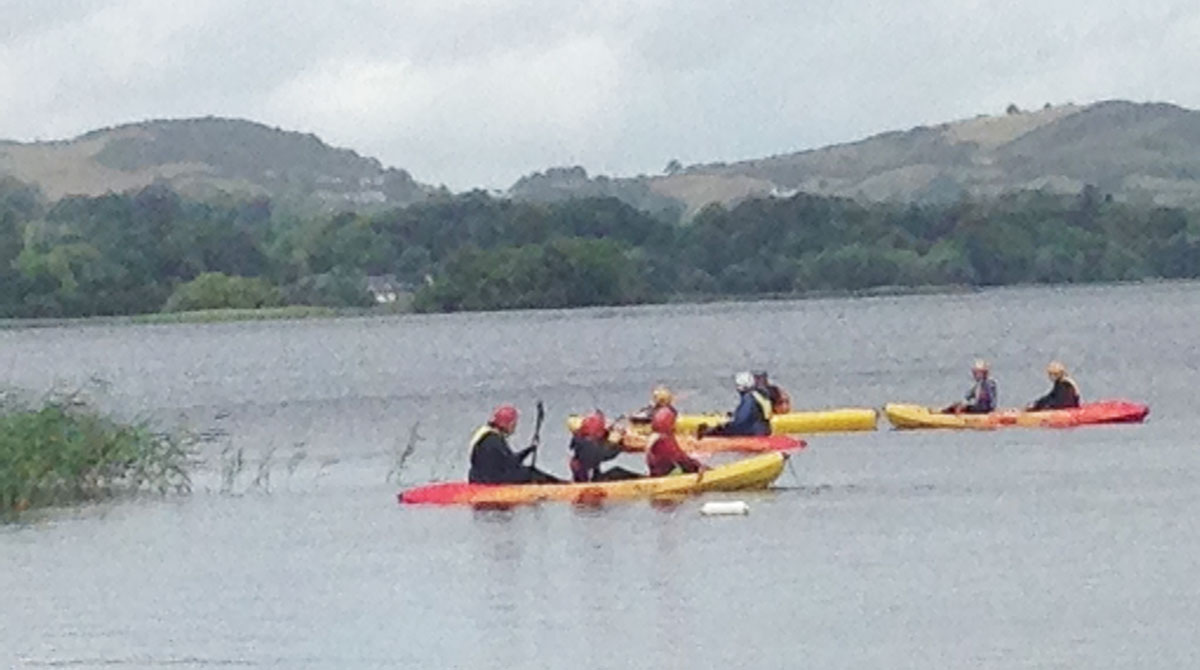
[413,238,650,312]
[1,178,1199,318]
[163,272,283,312]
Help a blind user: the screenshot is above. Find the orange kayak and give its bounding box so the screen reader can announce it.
[884,400,1150,430]
[611,431,806,453]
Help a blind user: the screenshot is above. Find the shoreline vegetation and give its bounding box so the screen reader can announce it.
[1,277,1194,330]
[0,283,1033,329]
[2,176,1199,321]
[0,391,191,519]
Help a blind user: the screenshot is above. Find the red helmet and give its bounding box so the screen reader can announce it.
[579,411,607,439]
[650,407,676,434]
[490,405,519,433]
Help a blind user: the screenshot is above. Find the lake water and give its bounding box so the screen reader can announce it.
[2,282,1199,669]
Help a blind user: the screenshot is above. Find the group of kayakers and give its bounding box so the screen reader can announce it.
[572,406,706,481]
[467,361,1084,485]
[468,369,791,485]
[941,359,1081,414]
[467,402,702,485]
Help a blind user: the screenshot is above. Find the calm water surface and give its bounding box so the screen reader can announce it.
[2,282,1199,669]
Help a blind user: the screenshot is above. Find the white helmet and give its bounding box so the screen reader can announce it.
[735,371,754,390]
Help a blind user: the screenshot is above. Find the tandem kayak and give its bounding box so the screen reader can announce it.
[614,432,806,454]
[568,407,877,436]
[883,400,1150,430]
[398,452,787,506]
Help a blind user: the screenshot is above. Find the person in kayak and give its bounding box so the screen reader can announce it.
[646,408,706,477]
[753,370,792,414]
[631,385,678,423]
[468,405,559,484]
[1028,361,1081,410]
[702,372,772,437]
[942,359,997,414]
[568,411,641,482]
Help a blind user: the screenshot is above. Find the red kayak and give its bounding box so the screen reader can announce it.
[1052,400,1150,426]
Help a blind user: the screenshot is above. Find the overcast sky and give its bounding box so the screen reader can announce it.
[2,0,1198,189]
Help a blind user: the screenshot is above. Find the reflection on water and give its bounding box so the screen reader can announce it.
[3,282,1200,669]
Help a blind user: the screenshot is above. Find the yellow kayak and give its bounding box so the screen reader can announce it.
[884,401,1151,430]
[568,407,877,435]
[399,452,787,506]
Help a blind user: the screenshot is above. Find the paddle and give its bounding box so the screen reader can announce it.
[604,413,628,437]
[530,400,545,469]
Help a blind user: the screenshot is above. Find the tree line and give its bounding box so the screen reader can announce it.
[2,176,1199,318]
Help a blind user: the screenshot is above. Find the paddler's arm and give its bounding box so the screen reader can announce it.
[599,442,623,463]
[578,438,622,465]
[959,385,982,413]
[1027,392,1051,411]
[514,445,536,462]
[726,395,756,432]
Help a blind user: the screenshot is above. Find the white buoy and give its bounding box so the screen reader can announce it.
[700,500,750,516]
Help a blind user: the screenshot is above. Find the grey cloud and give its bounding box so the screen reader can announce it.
[2,0,1199,189]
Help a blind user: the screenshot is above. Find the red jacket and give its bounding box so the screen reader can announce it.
[646,433,702,477]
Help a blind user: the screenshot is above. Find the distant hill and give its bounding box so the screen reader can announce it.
[0,117,436,211]
[508,101,1200,217]
[6,101,1200,220]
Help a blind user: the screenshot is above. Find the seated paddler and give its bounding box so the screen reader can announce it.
[702,372,772,437]
[631,385,678,424]
[568,411,640,482]
[468,405,560,484]
[942,359,997,414]
[646,408,705,477]
[1028,361,1081,410]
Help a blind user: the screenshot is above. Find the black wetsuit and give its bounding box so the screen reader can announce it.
[1030,379,1080,410]
[568,435,623,482]
[468,427,557,484]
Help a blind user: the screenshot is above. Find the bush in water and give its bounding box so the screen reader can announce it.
[0,392,191,519]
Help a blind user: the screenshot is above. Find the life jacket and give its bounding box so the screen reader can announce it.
[469,424,501,457]
[645,434,673,477]
[1061,377,1081,401]
[750,390,774,422]
[969,378,997,410]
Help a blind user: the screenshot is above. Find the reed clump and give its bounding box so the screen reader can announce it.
[0,392,191,518]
